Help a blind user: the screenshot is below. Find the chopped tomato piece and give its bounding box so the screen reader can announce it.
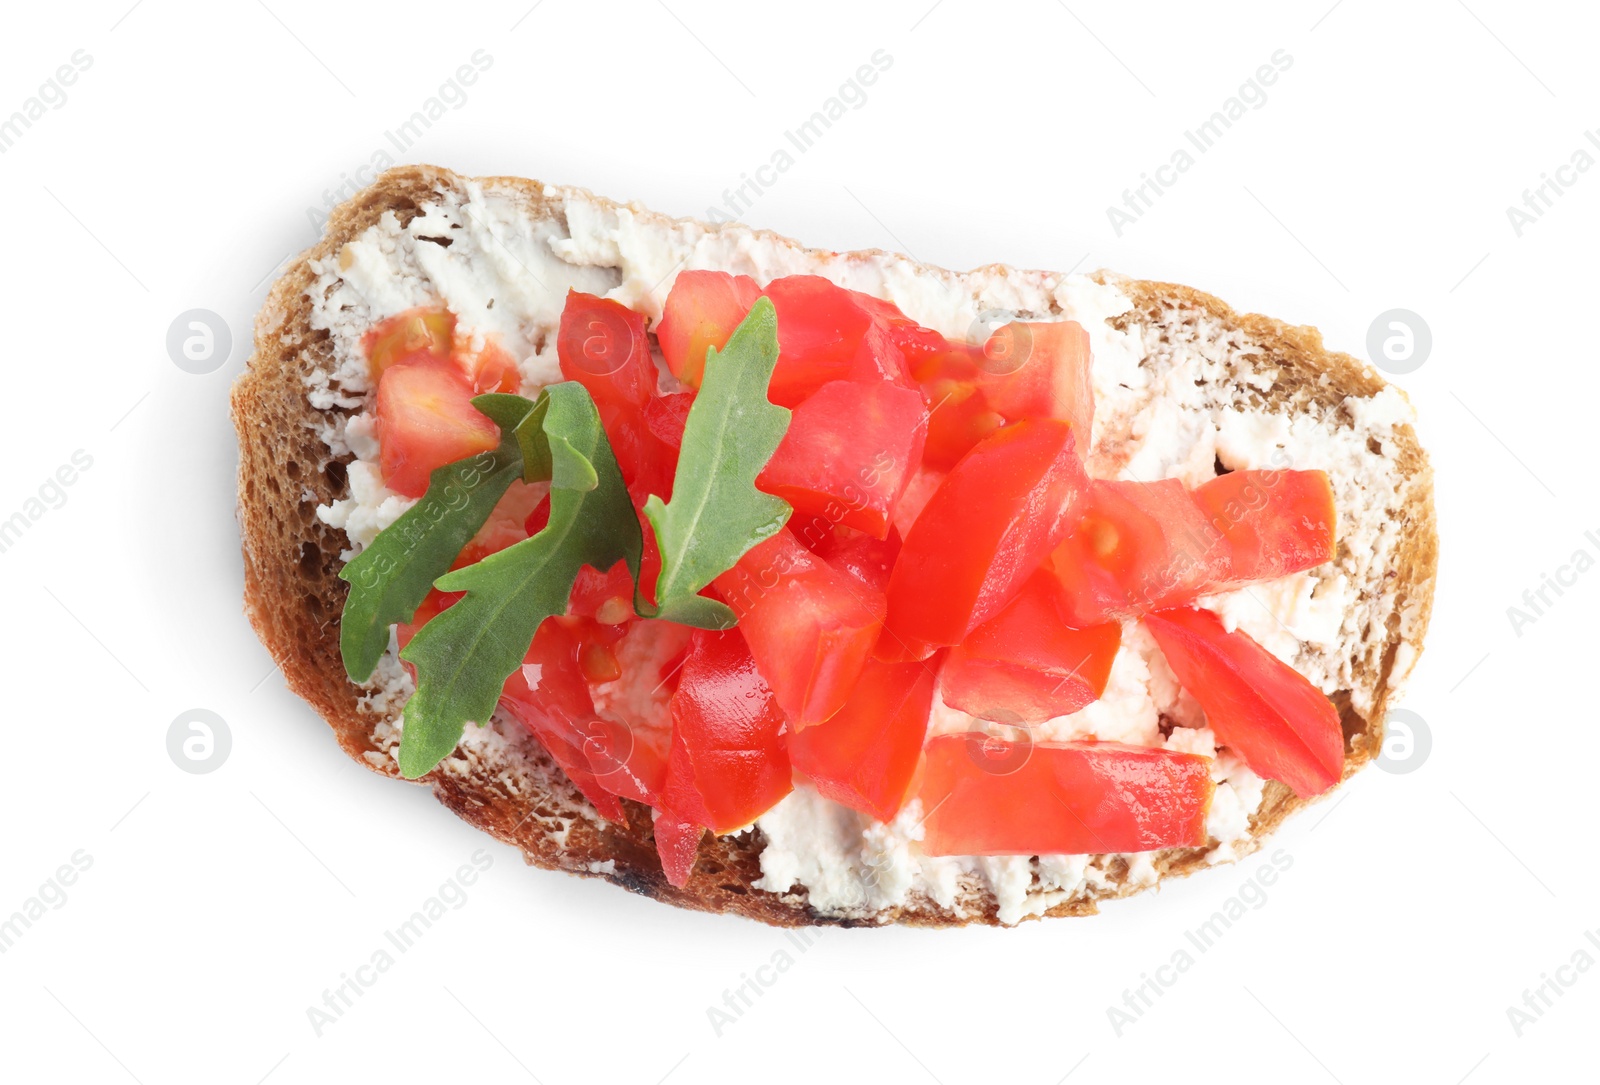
[374,362,500,498]
[1048,478,1229,626]
[1143,606,1343,798]
[457,337,520,394]
[653,811,704,888]
[713,529,885,726]
[555,289,675,504]
[557,290,656,409]
[364,306,519,392]
[847,289,952,370]
[919,735,1213,855]
[523,494,551,536]
[921,373,1005,470]
[498,619,628,823]
[644,390,695,450]
[849,320,917,388]
[656,270,761,387]
[586,619,691,806]
[977,321,1093,446]
[764,275,871,404]
[763,276,909,406]
[607,410,679,506]
[757,380,927,538]
[790,657,938,822]
[1193,469,1336,584]
[940,572,1121,723]
[890,466,945,540]
[658,629,792,834]
[570,562,636,624]
[810,524,901,596]
[883,418,1088,660]
[364,306,455,380]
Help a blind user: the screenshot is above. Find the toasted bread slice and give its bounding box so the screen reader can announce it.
[232,165,1436,926]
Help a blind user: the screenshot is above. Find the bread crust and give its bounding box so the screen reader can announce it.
[232,165,1437,927]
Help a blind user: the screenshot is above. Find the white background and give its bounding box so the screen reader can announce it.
[1,1,1594,1082]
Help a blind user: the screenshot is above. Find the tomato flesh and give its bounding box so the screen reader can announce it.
[808,524,900,596]
[658,629,792,835]
[789,657,938,822]
[1048,478,1226,626]
[890,466,946,540]
[644,390,695,450]
[585,619,690,806]
[847,289,952,370]
[1049,472,1336,626]
[364,305,519,393]
[364,306,456,380]
[557,290,656,410]
[940,572,1121,723]
[657,270,761,387]
[757,379,927,539]
[653,811,704,888]
[921,372,1005,471]
[497,619,628,824]
[713,529,885,726]
[1143,606,1343,798]
[458,338,520,394]
[919,735,1213,855]
[977,321,1093,443]
[1193,469,1336,585]
[375,362,500,498]
[883,418,1088,660]
[763,276,909,406]
[569,562,636,624]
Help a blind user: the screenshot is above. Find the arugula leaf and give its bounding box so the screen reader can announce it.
[395,382,641,779]
[337,392,546,683]
[639,297,792,628]
[475,392,552,480]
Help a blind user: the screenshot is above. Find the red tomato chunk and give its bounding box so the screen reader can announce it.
[1143,606,1343,798]
[757,379,927,539]
[658,629,792,835]
[498,620,628,824]
[919,735,1214,855]
[977,320,1093,447]
[1192,469,1336,585]
[790,656,938,823]
[940,572,1121,724]
[714,529,884,727]
[374,362,500,498]
[364,306,456,380]
[1048,478,1227,626]
[883,418,1088,660]
[763,276,910,406]
[556,289,656,409]
[657,270,761,388]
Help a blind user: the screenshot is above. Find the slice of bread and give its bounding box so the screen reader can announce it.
[232,165,1437,927]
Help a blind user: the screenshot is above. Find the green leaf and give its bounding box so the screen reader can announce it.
[475,392,551,482]
[336,392,546,683]
[639,297,793,628]
[395,382,642,779]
